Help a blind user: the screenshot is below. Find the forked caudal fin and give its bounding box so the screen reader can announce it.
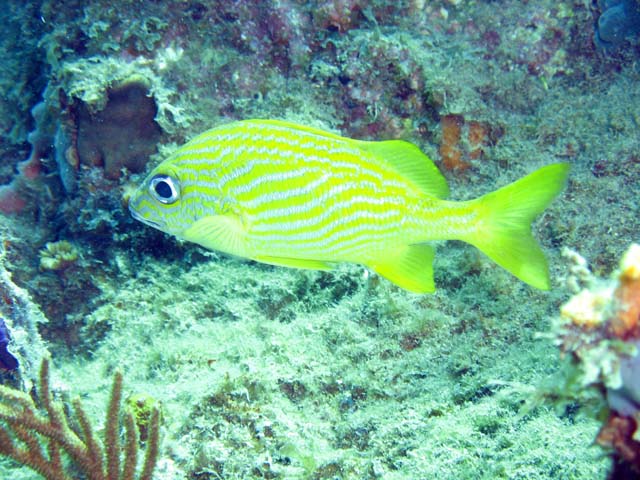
[467,163,570,290]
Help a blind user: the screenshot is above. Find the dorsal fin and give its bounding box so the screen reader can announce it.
[357,139,449,199]
[245,119,347,141]
[245,119,449,198]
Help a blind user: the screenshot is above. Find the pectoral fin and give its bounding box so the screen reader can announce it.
[182,215,248,256]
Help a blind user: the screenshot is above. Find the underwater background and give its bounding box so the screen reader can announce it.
[0,0,639,479]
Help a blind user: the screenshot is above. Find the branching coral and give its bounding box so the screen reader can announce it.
[0,357,160,480]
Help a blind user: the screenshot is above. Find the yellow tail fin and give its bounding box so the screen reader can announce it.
[468,163,570,289]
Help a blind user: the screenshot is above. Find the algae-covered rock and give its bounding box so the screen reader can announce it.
[57,56,192,134]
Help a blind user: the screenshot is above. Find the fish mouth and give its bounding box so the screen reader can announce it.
[129,205,162,229]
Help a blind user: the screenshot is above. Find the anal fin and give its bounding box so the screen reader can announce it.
[368,244,436,293]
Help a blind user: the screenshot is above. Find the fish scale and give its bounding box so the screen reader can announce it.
[129,119,569,293]
[156,128,413,256]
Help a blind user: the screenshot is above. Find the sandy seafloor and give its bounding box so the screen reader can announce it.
[0,1,639,479]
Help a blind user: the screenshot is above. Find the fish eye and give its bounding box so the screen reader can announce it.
[149,175,180,204]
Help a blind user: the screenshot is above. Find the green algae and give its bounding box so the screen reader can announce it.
[1,254,609,478]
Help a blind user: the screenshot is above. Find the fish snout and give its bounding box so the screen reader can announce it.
[129,201,162,229]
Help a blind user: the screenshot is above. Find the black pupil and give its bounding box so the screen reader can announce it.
[154,180,173,199]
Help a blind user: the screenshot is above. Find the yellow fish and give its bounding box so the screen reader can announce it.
[128,119,569,293]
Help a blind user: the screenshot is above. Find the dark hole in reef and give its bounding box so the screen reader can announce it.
[76,80,163,180]
[187,2,207,21]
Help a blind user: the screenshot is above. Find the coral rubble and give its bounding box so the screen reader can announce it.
[557,244,640,473]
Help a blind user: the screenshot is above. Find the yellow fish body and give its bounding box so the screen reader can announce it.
[128,119,569,293]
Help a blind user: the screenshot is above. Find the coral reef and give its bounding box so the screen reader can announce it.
[0,0,638,478]
[0,3,47,144]
[556,244,640,474]
[48,75,165,195]
[0,235,48,387]
[0,100,57,215]
[1,61,172,215]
